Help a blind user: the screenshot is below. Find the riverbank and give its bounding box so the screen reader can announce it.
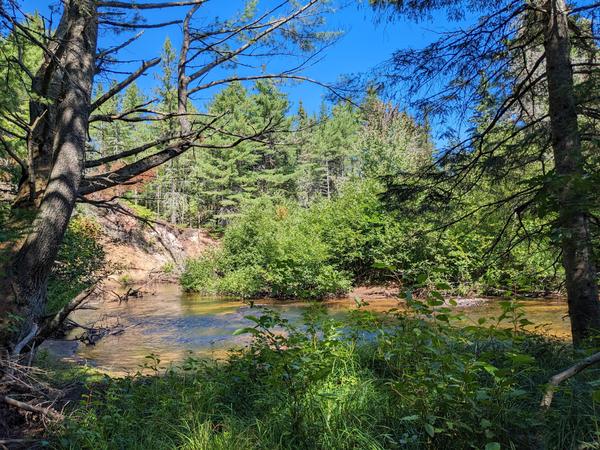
[41,308,600,449]
[38,284,571,376]
[77,202,218,287]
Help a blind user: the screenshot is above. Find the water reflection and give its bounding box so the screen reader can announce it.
[49,284,570,374]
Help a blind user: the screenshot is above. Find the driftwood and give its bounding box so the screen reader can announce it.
[1,395,63,421]
[540,351,600,409]
[0,439,40,445]
[39,284,99,339]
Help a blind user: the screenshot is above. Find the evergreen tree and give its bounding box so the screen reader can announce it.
[191,81,295,227]
[370,0,600,345]
[0,14,43,190]
[358,92,433,178]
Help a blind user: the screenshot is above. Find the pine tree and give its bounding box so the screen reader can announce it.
[190,81,295,227]
[370,0,600,345]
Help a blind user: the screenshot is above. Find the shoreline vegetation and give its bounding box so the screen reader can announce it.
[179,182,563,302]
[42,296,600,449]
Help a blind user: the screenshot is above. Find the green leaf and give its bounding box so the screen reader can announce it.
[485,443,501,450]
[232,327,259,336]
[244,315,261,323]
[400,415,420,421]
[476,389,490,400]
[482,364,498,375]
[592,390,600,403]
[508,353,535,365]
[429,291,444,301]
[424,423,435,437]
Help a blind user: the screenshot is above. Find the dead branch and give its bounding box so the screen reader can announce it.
[35,283,101,345]
[0,439,41,446]
[99,19,182,29]
[79,117,272,195]
[85,133,192,168]
[1,395,63,421]
[11,323,38,357]
[91,57,161,111]
[98,0,206,9]
[186,0,320,83]
[0,135,27,174]
[540,351,600,409]
[97,31,144,60]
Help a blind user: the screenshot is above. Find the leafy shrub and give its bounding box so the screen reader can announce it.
[161,261,175,274]
[121,198,156,223]
[54,300,599,449]
[182,199,351,298]
[180,249,222,293]
[46,215,105,314]
[182,181,561,298]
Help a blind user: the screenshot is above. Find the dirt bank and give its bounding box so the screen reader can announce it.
[78,203,218,287]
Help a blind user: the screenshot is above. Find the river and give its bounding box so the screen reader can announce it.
[42,284,570,374]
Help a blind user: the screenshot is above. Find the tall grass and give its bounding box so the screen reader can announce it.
[53,302,600,449]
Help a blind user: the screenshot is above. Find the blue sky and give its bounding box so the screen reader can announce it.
[20,1,438,112]
[16,0,596,145]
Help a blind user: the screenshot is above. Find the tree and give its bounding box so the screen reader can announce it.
[358,91,433,178]
[0,13,43,200]
[0,0,336,355]
[370,0,600,345]
[294,101,361,202]
[156,80,296,227]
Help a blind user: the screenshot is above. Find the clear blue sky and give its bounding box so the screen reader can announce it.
[16,0,595,144]
[20,1,440,112]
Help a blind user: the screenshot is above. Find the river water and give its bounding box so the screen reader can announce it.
[43,284,570,374]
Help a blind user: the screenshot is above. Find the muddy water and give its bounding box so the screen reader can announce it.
[44,285,570,374]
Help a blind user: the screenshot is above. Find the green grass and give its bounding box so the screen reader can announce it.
[49,302,600,450]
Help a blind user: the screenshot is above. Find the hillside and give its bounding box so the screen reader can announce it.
[78,202,218,287]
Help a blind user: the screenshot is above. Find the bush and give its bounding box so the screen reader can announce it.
[46,215,106,314]
[180,249,222,294]
[181,199,351,299]
[54,302,600,449]
[181,181,561,298]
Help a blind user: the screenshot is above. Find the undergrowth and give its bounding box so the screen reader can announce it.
[51,290,600,449]
[181,183,561,299]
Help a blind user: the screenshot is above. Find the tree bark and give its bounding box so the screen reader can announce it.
[543,0,600,346]
[13,8,73,207]
[4,0,98,352]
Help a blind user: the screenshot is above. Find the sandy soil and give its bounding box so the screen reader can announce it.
[80,203,218,287]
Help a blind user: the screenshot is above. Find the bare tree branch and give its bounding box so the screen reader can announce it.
[541,351,600,409]
[98,1,206,9]
[97,31,144,60]
[91,57,161,111]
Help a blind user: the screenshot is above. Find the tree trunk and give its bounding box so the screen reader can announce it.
[2,0,98,353]
[170,161,177,224]
[543,0,600,346]
[13,8,73,207]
